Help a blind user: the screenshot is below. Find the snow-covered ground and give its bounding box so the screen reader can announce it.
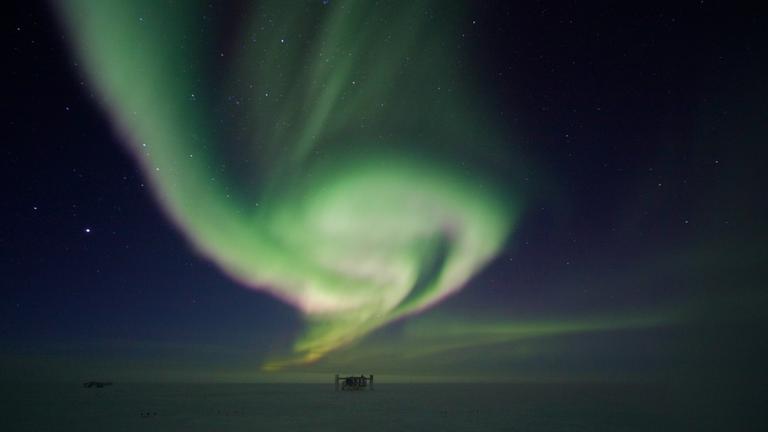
[0,382,714,431]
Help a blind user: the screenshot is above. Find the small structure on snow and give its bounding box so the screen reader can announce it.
[82,381,112,388]
[335,374,373,391]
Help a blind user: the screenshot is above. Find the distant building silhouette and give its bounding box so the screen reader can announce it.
[82,381,112,388]
[335,374,373,391]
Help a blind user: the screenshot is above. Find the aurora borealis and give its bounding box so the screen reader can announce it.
[5,2,768,417]
[56,0,520,366]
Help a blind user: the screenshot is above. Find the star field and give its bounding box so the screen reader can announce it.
[2,1,766,393]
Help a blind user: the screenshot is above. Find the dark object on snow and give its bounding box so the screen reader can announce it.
[82,381,112,388]
[335,374,374,391]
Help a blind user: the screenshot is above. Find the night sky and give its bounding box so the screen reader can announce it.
[3,0,767,398]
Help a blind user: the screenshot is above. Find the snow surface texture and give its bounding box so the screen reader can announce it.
[1,383,705,431]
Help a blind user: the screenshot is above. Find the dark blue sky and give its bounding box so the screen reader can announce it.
[2,1,766,389]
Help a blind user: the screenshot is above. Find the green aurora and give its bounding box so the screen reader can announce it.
[58,0,522,367]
